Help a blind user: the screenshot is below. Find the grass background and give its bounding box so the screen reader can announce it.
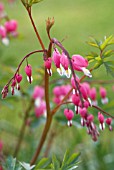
[1,0,114,169]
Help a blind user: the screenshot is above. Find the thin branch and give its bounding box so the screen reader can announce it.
[27,8,45,50]
[6,50,44,87]
[44,68,51,115]
[30,115,53,165]
[13,98,34,157]
[87,79,114,85]
[44,42,52,116]
[92,105,114,119]
[60,101,114,119]
[44,129,56,157]
[30,41,52,165]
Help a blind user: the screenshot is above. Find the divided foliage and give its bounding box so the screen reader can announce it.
[86,35,114,77]
[2,150,80,170]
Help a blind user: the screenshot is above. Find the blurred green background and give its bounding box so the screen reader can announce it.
[1,0,114,169]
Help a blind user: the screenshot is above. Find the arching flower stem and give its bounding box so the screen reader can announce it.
[6,50,45,87]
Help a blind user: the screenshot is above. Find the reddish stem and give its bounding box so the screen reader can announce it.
[30,40,52,165]
[6,50,44,87]
[30,115,53,165]
[92,105,114,119]
[27,8,45,50]
[52,38,84,107]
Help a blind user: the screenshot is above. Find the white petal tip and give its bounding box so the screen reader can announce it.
[2,38,9,46]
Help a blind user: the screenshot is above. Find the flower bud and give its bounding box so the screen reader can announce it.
[72,54,92,77]
[16,74,23,83]
[98,112,105,130]
[44,57,52,76]
[72,94,80,106]
[25,64,33,84]
[5,20,18,32]
[64,108,74,126]
[79,107,87,118]
[106,118,113,131]
[99,87,108,104]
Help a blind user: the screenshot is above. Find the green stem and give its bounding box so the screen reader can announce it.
[13,99,34,157]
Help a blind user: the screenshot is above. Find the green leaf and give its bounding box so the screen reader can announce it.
[87,41,99,48]
[107,37,114,45]
[102,49,114,59]
[104,60,114,66]
[100,35,113,51]
[51,155,60,170]
[29,0,43,6]
[87,37,101,48]
[86,55,94,62]
[67,153,80,166]
[89,52,98,58]
[61,149,71,169]
[35,158,51,169]
[61,150,80,170]
[3,156,16,170]
[95,55,102,61]
[93,57,103,69]
[104,61,114,77]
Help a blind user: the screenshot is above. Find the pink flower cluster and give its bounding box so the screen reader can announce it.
[32,86,46,118]
[0,2,18,45]
[71,78,109,106]
[2,73,23,98]
[44,49,92,78]
[1,64,33,98]
[63,104,112,141]
[53,80,112,141]
[53,85,71,104]
[1,17,113,143]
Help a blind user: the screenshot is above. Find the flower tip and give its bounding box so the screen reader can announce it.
[67,120,72,127]
[27,76,33,84]
[65,68,71,78]
[47,69,52,76]
[81,68,92,78]
[2,37,9,46]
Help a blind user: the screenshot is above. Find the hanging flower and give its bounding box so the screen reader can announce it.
[72,54,92,77]
[64,108,74,126]
[44,57,52,76]
[25,64,33,84]
[99,87,108,104]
